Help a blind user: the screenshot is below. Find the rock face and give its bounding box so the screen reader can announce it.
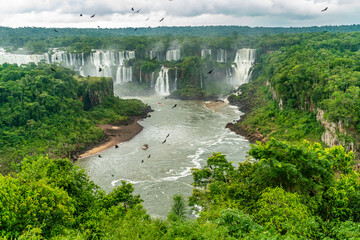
[316,109,354,152]
[79,77,114,110]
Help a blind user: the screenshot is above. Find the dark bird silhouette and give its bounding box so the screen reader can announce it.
[145,17,149,21]
[131,7,134,11]
[166,133,170,138]
[98,26,100,28]
[90,14,95,18]
[172,104,177,108]
[321,7,328,12]
[162,139,167,144]
[159,17,164,22]
[209,165,213,170]
[112,174,114,177]
[54,29,59,33]
[55,56,58,60]
[115,145,119,149]
[50,67,56,72]
[134,28,138,31]
[80,14,83,16]
[151,56,157,61]
[98,155,102,158]
[99,67,102,72]
[148,154,151,158]
[135,9,141,13]
[141,159,144,163]
[208,69,213,74]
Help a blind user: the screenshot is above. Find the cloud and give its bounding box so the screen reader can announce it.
[1,0,360,28]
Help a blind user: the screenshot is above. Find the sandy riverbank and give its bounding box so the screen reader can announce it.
[204,101,228,112]
[79,118,143,159]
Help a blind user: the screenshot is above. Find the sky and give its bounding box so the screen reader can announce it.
[0,0,359,28]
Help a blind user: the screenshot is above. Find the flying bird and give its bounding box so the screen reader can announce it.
[141,159,144,163]
[98,155,102,158]
[151,56,157,61]
[134,28,138,31]
[54,29,59,33]
[131,7,134,11]
[115,145,119,149]
[80,14,83,17]
[90,14,95,18]
[145,17,149,21]
[166,133,170,138]
[162,139,167,144]
[321,7,328,12]
[172,104,177,108]
[148,154,151,158]
[135,9,141,13]
[50,67,56,72]
[159,18,164,22]
[99,67,102,72]
[112,174,114,177]
[55,56,58,60]
[208,69,213,74]
[98,26,101,28]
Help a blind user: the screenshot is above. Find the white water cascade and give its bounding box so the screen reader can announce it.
[230,48,256,87]
[166,49,180,61]
[0,48,47,65]
[174,68,178,91]
[154,66,170,96]
[201,49,211,59]
[0,48,135,85]
[217,49,227,62]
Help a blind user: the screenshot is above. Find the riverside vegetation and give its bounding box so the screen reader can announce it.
[1,28,360,238]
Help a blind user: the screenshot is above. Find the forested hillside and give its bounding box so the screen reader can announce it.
[0,63,146,174]
[229,31,360,153]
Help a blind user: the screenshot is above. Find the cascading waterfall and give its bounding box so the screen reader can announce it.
[174,68,178,91]
[230,48,256,87]
[201,49,211,59]
[116,66,133,85]
[150,72,155,88]
[154,66,170,96]
[0,48,134,85]
[217,49,227,62]
[0,48,46,65]
[166,49,180,61]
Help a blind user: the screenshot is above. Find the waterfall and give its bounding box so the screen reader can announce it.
[150,72,155,88]
[166,49,180,61]
[174,68,178,91]
[149,50,164,61]
[217,49,227,62]
[230,48,256,87]
[154,66,170,96]
[0,48,134,85]
[0,48,46,65]
[139,68,142,84]
[201,49,211,59]
[115,66,132,84]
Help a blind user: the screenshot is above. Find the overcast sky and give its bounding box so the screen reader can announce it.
[0,0,359,28]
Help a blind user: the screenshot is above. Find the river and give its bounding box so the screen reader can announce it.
[76,95,251,218]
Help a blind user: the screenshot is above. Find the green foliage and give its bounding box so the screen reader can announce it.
[0,155,146,239]
[254,187,314,236]
[167,194,187,222]
[0,63,146,174]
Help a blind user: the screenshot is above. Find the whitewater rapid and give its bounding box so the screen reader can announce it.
[76,96,251,218]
